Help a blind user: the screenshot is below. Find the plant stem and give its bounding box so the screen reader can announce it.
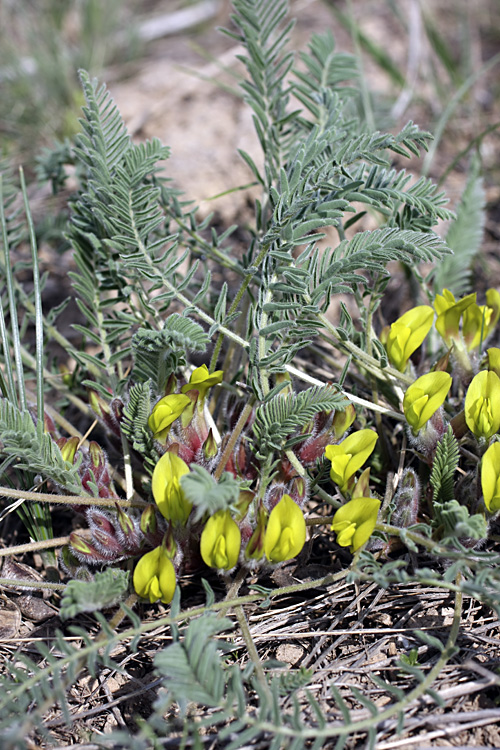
[0,486,147,509]
[0,577,65,591]
[0,536,72,558]
[213,397,256,481]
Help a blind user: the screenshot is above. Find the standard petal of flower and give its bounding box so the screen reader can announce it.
[152,452,192,525]
[264,494,306,563]
[181,365,224,398]
[481,442,500,512]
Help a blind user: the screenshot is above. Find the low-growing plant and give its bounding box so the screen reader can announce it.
[1,1,499,747]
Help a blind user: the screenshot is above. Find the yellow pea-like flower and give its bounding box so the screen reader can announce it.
[481,442,500,512]
[133,546,176,604]
[434,289,476,348]
[264,494,306,563]
[464,291,500,351]
[152,452,192,525]
[181,365,223,401]
[331,496,381,552]
[325,429,378,494]
[462,303,494,351]
[200,509,241,570]
[385,305,434,372]
[148,393,191,442]
[403,371,452,434]
[464,370,500,440]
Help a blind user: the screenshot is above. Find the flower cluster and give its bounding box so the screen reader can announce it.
[118,365,339,604]
[383,289,500,527]
[60,285,500,608]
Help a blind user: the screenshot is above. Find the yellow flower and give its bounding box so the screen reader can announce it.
[434,289,476,347]
[152,452,192,525]
[331,496,381,552]
[464,370,500,439]
[264,494,307,563]
[462,303,494,351]
[385,306,434,372]
[481,442,500,512]
[325,429,378,494]
[403,372,452,434]
[486,288,500,327]
[133,546,176,604]
[464,291,500,351]
[487,347,500,379]
[181,365,223,400]
[148,393,191,442]
[200,509,241,570]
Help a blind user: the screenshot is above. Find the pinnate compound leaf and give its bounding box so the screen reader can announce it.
[154,614,233,711]
[60,569,130,621]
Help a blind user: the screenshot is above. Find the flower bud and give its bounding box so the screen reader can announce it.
[332,404,356,439]
[69,532,112,563]
[352,467,371,499]
[234,489,254,521]
[114,503,142,552]
[86,509,125,558]
[288,475,309,507]
[57,436,80,464]
[140,504,158,536]
[245,505,267,561]
[391,468,420,527]
[89,391,123,437]
[202,428,219,461]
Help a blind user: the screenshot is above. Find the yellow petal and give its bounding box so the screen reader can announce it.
[481,442,500,512]
[200,510,241,570]
[148,394,191,441]
[465,370,500,439]
[331,496,381,551]
[264,494,306,563]
[403,372,452,433]
[152,452,192,525]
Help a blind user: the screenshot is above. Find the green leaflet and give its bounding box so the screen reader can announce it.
[60,569,130,620]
